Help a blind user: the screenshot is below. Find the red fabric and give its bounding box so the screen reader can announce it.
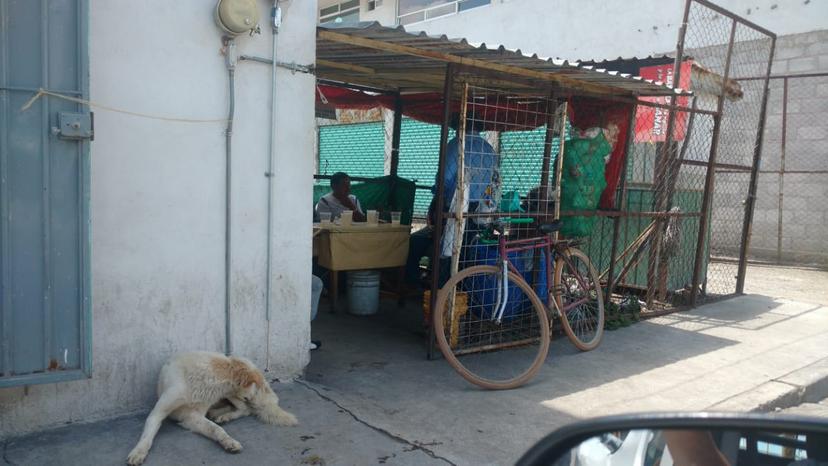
[315,86,389,109]
[317,86,631,208]
[316,85,552,131]
[634,60,693,142]
[568,97,634,209]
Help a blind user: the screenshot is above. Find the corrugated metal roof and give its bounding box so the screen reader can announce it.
[577,55,743,100]
[577,55,678,75]
[317,23,687,97]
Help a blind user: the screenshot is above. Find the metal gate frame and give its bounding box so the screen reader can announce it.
[668,0,776,304]
[738,71,828,266]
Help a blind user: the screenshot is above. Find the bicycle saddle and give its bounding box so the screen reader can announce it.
[538,220,562,234]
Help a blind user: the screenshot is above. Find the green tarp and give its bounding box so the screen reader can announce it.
[560,131,610,238]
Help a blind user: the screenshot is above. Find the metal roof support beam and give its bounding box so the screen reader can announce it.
[317,59,376,74]
[390,93,403,177]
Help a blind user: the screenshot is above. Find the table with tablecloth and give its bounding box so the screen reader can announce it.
[313,223,411,311]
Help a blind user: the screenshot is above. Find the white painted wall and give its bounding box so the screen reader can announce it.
[0,0,316,437]
[362,0,397,24]
[319,0,397,25]
[364,0,827,60]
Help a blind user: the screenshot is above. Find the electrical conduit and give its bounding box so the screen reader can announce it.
[264,2,282,370]
[224,38,237,356]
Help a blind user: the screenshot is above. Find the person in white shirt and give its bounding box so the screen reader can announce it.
[315,172,366,222]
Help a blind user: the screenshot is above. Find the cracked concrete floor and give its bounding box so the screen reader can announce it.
[5,265,827,466]
[2,381,449,466]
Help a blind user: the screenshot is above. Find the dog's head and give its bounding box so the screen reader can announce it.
[228,357,267,401]
[222,356,296,426]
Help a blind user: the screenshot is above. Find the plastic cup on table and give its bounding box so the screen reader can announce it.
[367,210,379,226]
[319,211,332,225]
[391,211,401,225]
[340,210,353,226]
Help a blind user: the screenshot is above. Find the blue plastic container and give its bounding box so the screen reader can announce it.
[462,243,549,320]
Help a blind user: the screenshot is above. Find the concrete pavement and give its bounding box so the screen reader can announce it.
[300,293,828,465]
[2,381,446,466]
[781,396,828,418]
[743,263,828,307]
[4,291,828,465]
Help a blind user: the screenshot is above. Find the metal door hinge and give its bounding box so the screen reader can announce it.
[53,112,94,141]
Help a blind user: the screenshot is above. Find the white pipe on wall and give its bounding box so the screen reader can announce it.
[224,37,237,356]
[264,1,282,370]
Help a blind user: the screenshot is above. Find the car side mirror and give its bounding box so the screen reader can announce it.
[516,412,828,466]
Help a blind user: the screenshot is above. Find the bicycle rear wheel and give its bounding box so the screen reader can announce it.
[554,248,605,351]
[433,265,551,390]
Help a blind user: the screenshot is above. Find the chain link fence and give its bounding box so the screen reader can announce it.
[605,103,712,309]
[748,73,828,266]
[674,0,775,302]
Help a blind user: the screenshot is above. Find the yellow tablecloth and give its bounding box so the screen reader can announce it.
[313,224,411,271]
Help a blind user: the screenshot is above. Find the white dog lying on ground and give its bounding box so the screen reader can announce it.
[126,351,298,465]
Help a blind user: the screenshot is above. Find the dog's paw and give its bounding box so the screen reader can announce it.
[126,447,148,465]
[221,438,243,453]
[276,412,298,427]
[214,413,234,424]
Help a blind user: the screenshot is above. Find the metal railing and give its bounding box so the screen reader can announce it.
[398,0,490,26]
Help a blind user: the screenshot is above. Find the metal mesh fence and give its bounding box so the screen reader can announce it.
[748,73,828,266]
[607,104,711,309]
[451,85,559,268]
[313,0,776,320]
[397,118,453,220]
[677,0,775,301]
[437,83,560,357]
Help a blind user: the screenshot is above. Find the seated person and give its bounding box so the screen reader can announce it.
[316,172,366,222]
[434,114,499,216]
[405,114,499,287]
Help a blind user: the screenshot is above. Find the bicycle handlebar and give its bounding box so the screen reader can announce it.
[497,217,535,225]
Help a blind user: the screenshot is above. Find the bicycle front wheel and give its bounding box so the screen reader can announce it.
[434,265,551,390]
[554,248,605,351]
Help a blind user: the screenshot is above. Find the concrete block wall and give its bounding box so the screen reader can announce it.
[690,30,828,265]
[750,30,828,264]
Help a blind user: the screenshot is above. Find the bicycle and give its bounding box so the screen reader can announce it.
[433,217,605,390]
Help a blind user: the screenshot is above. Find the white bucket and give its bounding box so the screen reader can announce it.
[347,270,381,316]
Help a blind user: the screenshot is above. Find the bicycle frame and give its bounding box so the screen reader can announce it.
[493,231,593,324]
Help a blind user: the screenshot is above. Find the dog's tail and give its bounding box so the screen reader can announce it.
[251,384,298,426]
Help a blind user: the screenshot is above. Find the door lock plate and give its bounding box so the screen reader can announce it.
[55,112,94,140]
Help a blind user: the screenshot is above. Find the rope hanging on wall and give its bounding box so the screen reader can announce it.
[20,88,230,124]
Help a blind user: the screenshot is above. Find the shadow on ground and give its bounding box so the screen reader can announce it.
[6,288,825,466]
[303,293,744,465]
[657,294,823,332]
